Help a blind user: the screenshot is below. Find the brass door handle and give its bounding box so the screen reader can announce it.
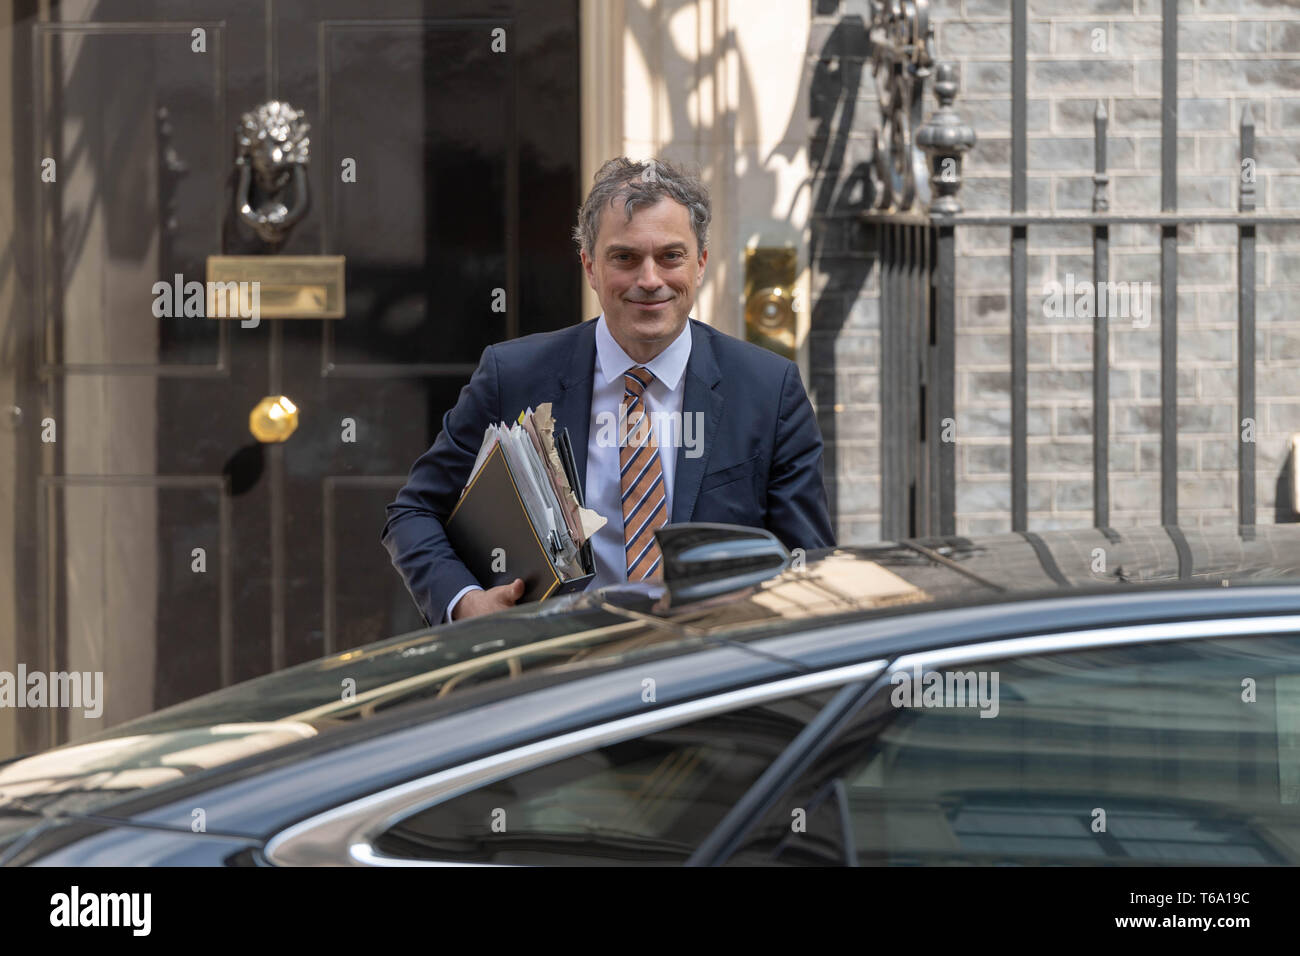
[249,395,299,443]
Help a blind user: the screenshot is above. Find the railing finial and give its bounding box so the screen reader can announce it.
[1239,104,1256,213]
[916,62,975,215]
[1093,100,1109,214]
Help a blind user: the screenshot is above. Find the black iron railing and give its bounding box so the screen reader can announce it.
[866,0,1300,539]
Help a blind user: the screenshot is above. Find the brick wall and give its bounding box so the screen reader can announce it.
[809,0,1300,542]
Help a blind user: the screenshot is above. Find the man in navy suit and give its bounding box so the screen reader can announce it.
[383,157,834,623]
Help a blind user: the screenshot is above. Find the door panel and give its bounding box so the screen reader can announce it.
[309,15,514,365]
[8,0,580,753]
[28,2,267,751]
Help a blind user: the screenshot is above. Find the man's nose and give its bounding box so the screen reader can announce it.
[636,258,664,289]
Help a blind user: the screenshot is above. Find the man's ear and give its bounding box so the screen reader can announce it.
[695,246,708,285]
[580,249,597,289]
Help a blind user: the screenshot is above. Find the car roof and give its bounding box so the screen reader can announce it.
[618,523,1300,635]
[11,524,1300,834]
[78,523,1300,744]
[103,583,1300,840]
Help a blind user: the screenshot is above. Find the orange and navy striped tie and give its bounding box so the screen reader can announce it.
[621,366,668,581]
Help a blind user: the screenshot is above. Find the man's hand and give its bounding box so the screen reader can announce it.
[451,578,525,621]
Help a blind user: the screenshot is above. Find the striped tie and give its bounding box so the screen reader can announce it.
[621,366,667,581]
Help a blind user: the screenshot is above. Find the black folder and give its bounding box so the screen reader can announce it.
[445,434,595,605]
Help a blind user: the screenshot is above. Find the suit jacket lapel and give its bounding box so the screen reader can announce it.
[551,317,598,493]
[672,320,723,523]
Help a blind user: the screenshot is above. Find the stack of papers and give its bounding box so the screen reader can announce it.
[464,403,607,580]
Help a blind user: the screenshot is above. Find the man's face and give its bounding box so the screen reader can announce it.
[580,195,707,363]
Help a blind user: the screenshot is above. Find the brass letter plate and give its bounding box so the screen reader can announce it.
[205,255,345,319]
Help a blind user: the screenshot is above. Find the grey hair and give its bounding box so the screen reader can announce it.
[571,156,711,259]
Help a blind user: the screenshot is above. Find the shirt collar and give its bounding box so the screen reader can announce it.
[594,313,692,391]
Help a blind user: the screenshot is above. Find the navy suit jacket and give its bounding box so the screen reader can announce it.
[382,317,835,625]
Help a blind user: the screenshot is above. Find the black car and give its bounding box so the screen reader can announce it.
[3,522,1300,866]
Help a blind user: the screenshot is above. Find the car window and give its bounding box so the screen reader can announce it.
[725,632,1300,865]
[370,688,840,865]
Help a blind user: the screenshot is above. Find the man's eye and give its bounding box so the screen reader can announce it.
[662,252,682,261]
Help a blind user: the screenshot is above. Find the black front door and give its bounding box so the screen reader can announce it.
[6,0,580,752]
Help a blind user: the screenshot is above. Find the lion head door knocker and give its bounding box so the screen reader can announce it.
[235,100,311,245]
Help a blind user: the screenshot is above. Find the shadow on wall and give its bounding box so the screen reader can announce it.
[808,1,878,535]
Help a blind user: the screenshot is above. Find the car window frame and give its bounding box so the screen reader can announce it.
[262,659,889,866]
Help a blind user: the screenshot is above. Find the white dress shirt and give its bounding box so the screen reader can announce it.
[445,314,692,620]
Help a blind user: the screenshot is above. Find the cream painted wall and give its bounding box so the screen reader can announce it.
[579,0,813,379]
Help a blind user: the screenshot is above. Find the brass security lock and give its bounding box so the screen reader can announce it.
[744,246,797,361]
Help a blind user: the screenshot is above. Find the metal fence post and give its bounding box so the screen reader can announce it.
[1239,105,1257,527]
